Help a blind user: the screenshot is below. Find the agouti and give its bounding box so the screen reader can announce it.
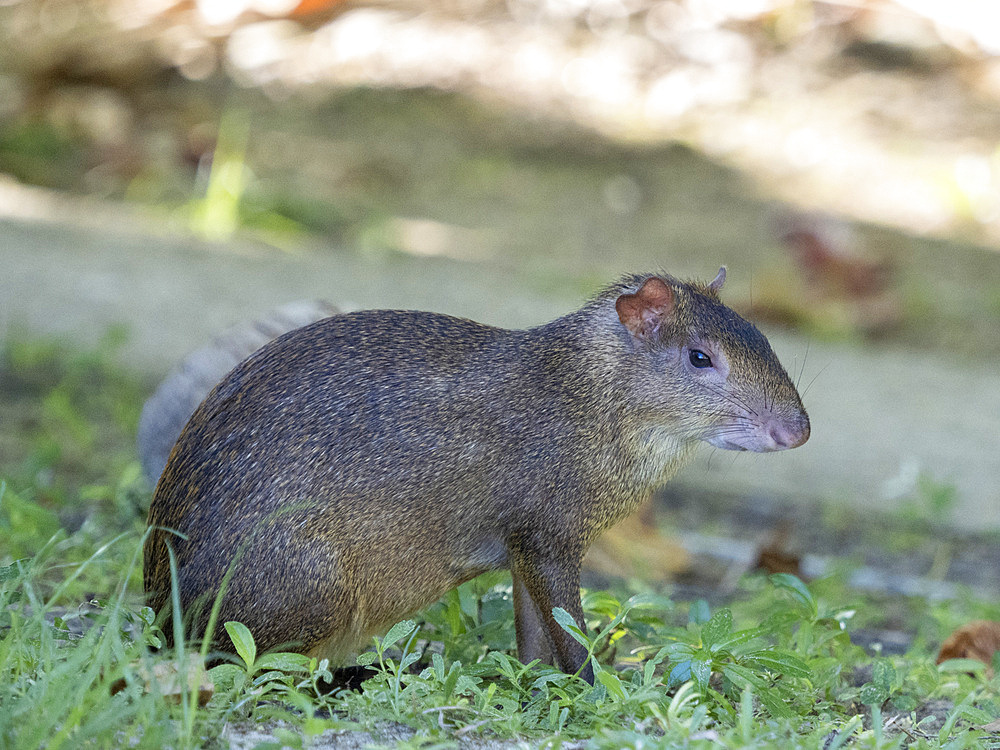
[144,269,809,680]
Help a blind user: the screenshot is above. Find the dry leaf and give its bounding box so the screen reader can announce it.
[936,620,1000,675]
[753,521,803,577]
[585,498,689,580]
[110,653,214,706]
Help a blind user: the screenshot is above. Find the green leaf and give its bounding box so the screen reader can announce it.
[667,660,692,689]
[701,608,733,649]
[443,662,461,702]
[938,657,988,675]
[442,588,463,636]
[0,487,61,551]
[255,652,311,672]
[488,652,518,682]
[872,658,897,691]
[399,650,421,671]
[721,663,769,692]
[743,649,811,679]
[458,581,479,621]
[272,726,303,748]
[600,608,629,636]
[302,716,333,738]
[582,590,621,618]
[551,704,569,732]
[713,626,768,653]
[551,607,589,647]
[593,659,627,701]
[690,655,712,691]
[356,651,378,667]
[381,619,417,649]
[939,694,992,742]
[643,645,671,685]
[208,663,244,690]
[431,652,445,679]
[859,682,888,706]
[892,693,919,712]
[826,716,863,750]
[532,671,570,690]
[756,688,794,719]
[769,574,817,617]
[624,591,673,611]
[253,670,291,687]
[0,561,22,583]
[738,687,755,741]
[224,620,257,668]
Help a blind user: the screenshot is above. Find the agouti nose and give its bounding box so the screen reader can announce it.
[768,414,810,450]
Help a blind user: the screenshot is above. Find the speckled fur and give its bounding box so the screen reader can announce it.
[144,272,807,674]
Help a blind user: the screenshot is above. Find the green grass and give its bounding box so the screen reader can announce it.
[3,335,1000,748]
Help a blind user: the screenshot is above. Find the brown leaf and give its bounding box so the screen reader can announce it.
[584,498,690,580]
[110,654,214,706]
[937,620,1000,675]
[753,521,803,577]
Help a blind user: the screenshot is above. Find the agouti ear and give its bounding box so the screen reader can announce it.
[616,277,675,340]
[708,266,726,294]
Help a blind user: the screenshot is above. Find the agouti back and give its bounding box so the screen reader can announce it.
[144,269,809,679]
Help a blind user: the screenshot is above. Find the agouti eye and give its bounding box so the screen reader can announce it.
[689,349,712,369]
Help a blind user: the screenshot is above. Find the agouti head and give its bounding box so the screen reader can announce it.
[612,267,810,455]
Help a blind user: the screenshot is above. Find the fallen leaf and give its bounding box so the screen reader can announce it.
[753,521,803,577]
[937,620,1000,675]
[585,498,689,580]
[110,653,214,706]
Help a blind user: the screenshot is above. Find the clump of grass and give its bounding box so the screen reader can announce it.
[0,528,190,748]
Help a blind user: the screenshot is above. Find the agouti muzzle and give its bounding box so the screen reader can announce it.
[144,269,809,680]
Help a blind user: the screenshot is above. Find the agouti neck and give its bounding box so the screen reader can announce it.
[513,301,702,520]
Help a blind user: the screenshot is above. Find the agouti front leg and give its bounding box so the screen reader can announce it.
[512,574,553,665]
[511,546,594,683]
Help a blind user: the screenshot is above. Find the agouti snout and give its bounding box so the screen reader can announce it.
[144,268,809,680]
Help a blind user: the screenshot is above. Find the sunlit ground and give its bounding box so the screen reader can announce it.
[8,0,992,244]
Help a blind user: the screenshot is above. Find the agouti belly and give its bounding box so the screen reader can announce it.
[172,483,513,658]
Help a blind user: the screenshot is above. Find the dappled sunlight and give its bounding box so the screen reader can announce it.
[2,0,1000,245]
[94,1,1000,245]
[378,217,493,261]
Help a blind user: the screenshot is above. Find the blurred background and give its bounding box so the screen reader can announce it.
[2,0,1000,592]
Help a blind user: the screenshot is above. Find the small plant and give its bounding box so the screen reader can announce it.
[546,576,834,723]
[354,618,422,717]
[211,621,311,706]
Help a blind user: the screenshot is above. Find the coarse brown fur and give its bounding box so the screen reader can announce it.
[144,270,809,680]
